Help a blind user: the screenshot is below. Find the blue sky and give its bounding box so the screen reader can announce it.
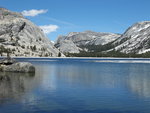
[1,0,150,41]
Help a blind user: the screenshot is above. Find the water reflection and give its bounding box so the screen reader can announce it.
[54,63,150,98]
[0,60,150,113]
[0,72,35,102]
[127,64,150,98]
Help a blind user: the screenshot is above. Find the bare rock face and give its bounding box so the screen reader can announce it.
[112,21,150,54]
[55,31,120,54]
[55,39,81,54]
[0,62,35,73]
[55,21,150,55]
[0,8,63,57]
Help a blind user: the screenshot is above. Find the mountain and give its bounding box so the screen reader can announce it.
[55,21,150,57]
[111,21,150,54]
[0,8,63,57]
[55,31,120,54]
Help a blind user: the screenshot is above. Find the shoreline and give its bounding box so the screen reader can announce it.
[1,56,150,60]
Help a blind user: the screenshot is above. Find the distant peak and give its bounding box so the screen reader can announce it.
[0,7,23,18]
[133,21,150,26]
[68,32,79,37]
[85,30,92,32]
[84,30,95,33]
[0,7,8,10]
[138,21,150,23]
[0,7,10,13]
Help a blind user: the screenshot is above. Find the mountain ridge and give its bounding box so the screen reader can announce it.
[55,21,150,57]
[55,31,120,54]
[0,8,63,57]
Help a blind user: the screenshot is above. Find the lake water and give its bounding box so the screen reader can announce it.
[0,58,150,113]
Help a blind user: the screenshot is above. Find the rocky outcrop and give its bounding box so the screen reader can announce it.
[55,31,120,54]
[0,8,63,57]
[0,57,35,73]
[55,40,81,53]
[110,21,150,54]
[0,62,35,73]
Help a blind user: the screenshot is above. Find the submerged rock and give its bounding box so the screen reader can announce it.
[0,62,35,73]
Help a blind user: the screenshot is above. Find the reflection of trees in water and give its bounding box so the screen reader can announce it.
[0,72,35,103]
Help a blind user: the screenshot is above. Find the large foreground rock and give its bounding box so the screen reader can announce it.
[0,62,35,73]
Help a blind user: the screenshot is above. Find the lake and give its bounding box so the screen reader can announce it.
[0,58,150,113]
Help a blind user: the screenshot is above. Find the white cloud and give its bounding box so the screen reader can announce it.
[39,25,59,34]
[21,9,48,17]
[51,41,55,43]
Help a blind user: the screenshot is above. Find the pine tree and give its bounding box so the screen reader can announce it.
[58,52,61,57]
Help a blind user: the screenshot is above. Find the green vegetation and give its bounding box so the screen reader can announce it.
[58,52,61,57]
[33,45,36,51]
[21,45,25,49]
[0,45,12,56]
[45,53,49,57]
[30,45,36,51]
[66,51,150,58]
[41,47,46,52]
[79,42,115,53]
[3,11,10,16]
[65,41,150,58]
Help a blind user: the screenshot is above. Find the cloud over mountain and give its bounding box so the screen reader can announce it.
[21,9,48,17]
[39,25,59,34]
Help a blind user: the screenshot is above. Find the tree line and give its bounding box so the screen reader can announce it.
[66,51,150,58]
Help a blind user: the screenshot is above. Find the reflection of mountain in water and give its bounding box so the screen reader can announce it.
[127,64,150,98]
[1,61,150,105]
[54,64,116,88]
[54,63,150,98]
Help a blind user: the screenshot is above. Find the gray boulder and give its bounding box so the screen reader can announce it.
[0,62,35,73]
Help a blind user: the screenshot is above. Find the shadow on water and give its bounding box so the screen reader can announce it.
[0,72,35,103]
